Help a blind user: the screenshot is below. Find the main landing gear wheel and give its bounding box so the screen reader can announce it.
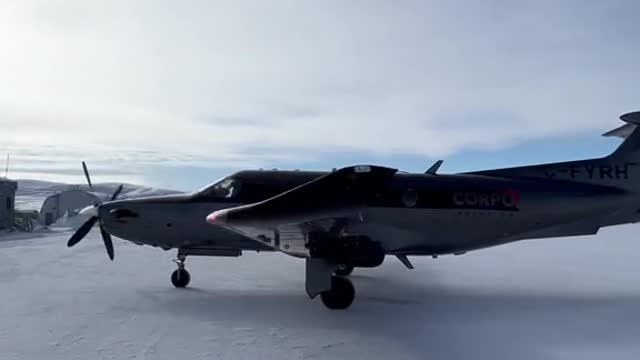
[334,264,354,276]
[320,276,355,310]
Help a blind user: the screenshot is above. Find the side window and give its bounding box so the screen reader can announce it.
[200,178,242,199]
[215,178,241,198]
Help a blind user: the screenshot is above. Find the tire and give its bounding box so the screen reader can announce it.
[320,276,355,310]
[171,268,191,288]
[334,264,354,276]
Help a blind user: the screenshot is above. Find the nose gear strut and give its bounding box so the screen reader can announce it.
[171,254,190,288]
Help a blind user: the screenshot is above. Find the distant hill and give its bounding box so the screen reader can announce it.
[15,179,183,211]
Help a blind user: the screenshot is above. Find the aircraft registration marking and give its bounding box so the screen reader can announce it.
[543,162,638,180]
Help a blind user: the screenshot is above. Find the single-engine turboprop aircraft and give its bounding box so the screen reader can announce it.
[69,111,640,309]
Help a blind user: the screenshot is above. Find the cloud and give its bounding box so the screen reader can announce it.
[1,0,640,178]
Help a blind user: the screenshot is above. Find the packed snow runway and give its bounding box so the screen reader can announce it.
[2,226,640,360]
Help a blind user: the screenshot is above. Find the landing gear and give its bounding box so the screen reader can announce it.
[303,234,386,309]
[334,264,354,276]
[320,275,355,310]
[171,255,190,288]
[305,258,356,310]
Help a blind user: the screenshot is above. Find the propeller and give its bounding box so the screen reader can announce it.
[82,161,93,190]
[66,162,123,260]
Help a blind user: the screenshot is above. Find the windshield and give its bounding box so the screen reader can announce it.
[198,177,241,199]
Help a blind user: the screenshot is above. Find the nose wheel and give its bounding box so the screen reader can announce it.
[171,255,191,288]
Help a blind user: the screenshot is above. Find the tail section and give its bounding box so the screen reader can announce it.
[468,111,640,191]
[605,111,640,159]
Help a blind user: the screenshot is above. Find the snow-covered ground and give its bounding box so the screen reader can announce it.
[2,183,640,359]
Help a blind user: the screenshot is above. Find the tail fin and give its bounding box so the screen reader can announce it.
[468,111,640,187]
[605,111,640,159]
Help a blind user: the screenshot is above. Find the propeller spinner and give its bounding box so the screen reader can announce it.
[66,161,123,260]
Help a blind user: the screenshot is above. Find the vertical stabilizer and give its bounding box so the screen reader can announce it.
[467,111,640,191]
[606,112,640,159]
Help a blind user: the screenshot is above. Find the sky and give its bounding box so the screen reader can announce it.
[1,0,639,190]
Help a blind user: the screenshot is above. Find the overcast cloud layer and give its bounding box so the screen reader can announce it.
[1,1,639,185]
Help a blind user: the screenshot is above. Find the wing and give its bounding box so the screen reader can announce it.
[206,165,397,257]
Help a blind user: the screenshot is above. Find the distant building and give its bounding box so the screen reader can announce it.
[39,189,100,226]
[0,178,17,229]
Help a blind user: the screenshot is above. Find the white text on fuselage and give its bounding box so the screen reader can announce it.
[543,162,637,180]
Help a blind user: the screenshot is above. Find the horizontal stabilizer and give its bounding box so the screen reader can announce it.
[602,112,640,139]
[603,123,636,139]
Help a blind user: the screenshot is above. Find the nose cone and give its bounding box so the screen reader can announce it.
[206,209,228,225]
[79,204,99,217]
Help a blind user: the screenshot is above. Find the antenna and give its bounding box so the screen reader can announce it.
[4,153,8,178]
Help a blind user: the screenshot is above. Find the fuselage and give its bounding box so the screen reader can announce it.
[99,169,639,257]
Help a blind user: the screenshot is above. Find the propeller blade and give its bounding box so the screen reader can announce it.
[67,216,99,247]
[99,224,115,260]
[100,224,115,260]
[110,184,124,201]
[82,161,93,190]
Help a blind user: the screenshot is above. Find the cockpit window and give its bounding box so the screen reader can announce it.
[199,177,242,199]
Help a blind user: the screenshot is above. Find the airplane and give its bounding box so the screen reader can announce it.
[68,111,640,310]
